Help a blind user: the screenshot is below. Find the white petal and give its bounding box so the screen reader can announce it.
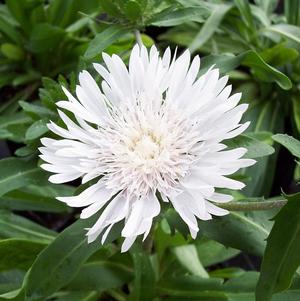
[101,223,115,244]
[171,195,199,232]
[57,181,112,207]
[207,192,233,203]
[87,194,129,241]
[205,201,229,216]
[49,172,82,184]
[122,193,160,237]
[121,236,137,252]
[80,201,107,219]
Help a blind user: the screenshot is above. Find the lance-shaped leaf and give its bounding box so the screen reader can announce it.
[0,210,56,243]
[22,215,104,301]
[256,193,300,301]
[272,134,300,158]
[84,26,127,59]
[0,158,47,197]
[200,50,292,90]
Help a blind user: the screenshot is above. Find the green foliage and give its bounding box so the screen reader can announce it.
[0,239,47,271]
[226,133,275,159]
[272,134,300,158]
[0,0,300,300]
[21,216,103,300]
[0,210,56,242]
[0,184,72,213]
[0,0,102,94]
[256,193,300,301]
[0,158,48,197]
[84,26,128,59]
[129,252,156,300]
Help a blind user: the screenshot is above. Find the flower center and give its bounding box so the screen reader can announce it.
[101,104,200,196]
[133,134,160,160]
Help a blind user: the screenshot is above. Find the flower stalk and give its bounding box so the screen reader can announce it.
[215,200,287,211]
[134,29,143,47]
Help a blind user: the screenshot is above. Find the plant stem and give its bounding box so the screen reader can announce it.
[134,29,143,47]
[215,200,287,211]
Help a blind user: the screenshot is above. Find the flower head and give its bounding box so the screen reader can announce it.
[40,44,255,251]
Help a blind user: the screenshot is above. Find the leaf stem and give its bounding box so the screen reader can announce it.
[134,29,143,47]
[215,200,287,211]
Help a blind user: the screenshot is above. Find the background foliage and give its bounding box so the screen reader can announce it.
[0,0,300,300]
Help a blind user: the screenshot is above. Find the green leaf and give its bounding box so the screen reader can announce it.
[84,26,127,59]
[162,272,300,301]
[65,13,97,33]
[241,99,284,197]
[189,4,232,53]
[0,158,47,197]
[163,297,226,301]
[15,144,37,157]
[12,72,40,87]
[198,211,271,256]
[158,275,226,299]
[0,210,56,243]
[47,291,98,301]
[19,101,56,120]
[226,133,275,159]
[25,119,49,141]
[223,271,259,293]
[266,24,300,45]
[196,53,239,75]
[0,44,24,61]
[29,24,66,53]
[23,216,104,301]
[124,0,142,21]
[209,267,245,279]
[154,220,187,260]
[234,0,255,30]
[260,44,299,67]
[284,0,300,26]
[254,0,278,15]
[6,0,31,34]
[256,193,300,301]
[173,245,209,277]
[272,134,300,158]
[293,97,300,135]
[241,51,292,90]
[149,7,209,27]
[0,73,17,89]
[48,0,101,28]
[250,4,270,27]
[99,0,122,18]
[200,51,292,89]
[47,0,75,27]
[196,239,240,267]
[0,270,25,295]
[66,261,133,291]
[166,209,271,256]
[0,16,22,44]
[0,239,46,271]
[0,113,31,139]
[0,288,24,301]
[129,252,156,301]
[0,184,72,213]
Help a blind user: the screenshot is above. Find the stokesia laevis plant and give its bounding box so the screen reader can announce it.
[39,44,255,252]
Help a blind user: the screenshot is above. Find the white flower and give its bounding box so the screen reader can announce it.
[39,44,255,252]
